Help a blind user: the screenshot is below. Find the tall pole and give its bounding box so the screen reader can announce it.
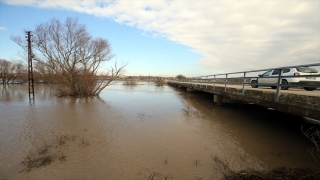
[26,31,35,101]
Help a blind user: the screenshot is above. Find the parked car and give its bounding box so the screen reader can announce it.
[250,67,320,91]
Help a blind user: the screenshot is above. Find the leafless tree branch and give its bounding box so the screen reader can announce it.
[302,125,320,164]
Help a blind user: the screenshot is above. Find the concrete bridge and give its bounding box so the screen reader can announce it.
[167,81,320,120]
[167,64,320,120]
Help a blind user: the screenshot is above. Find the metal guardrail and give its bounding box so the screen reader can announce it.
[173,63,320,102]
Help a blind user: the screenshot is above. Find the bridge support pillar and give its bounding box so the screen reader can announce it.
[213,95,239,103]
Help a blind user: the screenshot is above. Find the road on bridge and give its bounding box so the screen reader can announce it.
[180,82,320,97]
[222,84,319,97]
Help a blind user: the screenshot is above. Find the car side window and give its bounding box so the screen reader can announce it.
[272,69,290,75]
[283,68,290,73]
[272,70,279,75]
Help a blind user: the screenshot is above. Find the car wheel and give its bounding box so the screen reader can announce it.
[251,80,258,88]
[271,86,276,89]
[281,80,289,90]
[303,87,317,91]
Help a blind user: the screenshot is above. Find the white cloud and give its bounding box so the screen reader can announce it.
[0,27,6,30]
[3,0,320,72]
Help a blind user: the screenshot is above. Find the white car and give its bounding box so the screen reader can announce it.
[250,67,320,91]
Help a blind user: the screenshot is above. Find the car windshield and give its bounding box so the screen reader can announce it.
[296,67,318,73]
[262,71,272,76]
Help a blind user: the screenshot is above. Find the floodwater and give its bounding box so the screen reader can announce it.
[0,82,319,180]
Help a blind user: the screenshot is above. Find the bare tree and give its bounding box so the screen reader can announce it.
[154,77,165,86]
[11,17,125,96]
[176,74,186,81]
[0,59,10,83]
[302,126,320,164]
[0,59,25,84]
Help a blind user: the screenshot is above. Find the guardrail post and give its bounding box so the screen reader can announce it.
[275,69,283,102]
[242,72,246,96]
[213,75,216,90]
[206,76,208,89]
[225,74,228,92]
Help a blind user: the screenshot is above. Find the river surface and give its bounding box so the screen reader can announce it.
[0,82,319,180]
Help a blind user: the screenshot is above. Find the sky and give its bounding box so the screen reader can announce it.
[0,0,319,77]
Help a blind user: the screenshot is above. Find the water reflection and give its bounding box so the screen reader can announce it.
[0,84,26,102]
[179,90,317,169]
[0,83,319,180]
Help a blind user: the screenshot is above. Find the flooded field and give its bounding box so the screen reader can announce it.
[0,82,319,180]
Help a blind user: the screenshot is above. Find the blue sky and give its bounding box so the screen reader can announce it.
[0,0,319,76]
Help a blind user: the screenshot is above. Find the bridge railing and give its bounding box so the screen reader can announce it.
[173,63,320,102]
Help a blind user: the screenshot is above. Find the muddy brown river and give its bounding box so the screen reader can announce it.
[0,82,319,179]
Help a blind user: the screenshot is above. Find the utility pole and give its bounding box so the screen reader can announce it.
[26,31,35,101]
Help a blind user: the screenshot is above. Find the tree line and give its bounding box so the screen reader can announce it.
[0,59,25,84]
